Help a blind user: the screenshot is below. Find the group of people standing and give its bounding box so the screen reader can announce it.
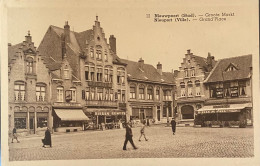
[123,118,176,150]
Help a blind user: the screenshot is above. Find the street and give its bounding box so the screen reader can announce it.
[9,125,254,160]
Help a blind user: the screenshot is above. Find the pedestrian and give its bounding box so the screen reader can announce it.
[146,118,150,126]
[171,118,176,135]
[138,121,148,141]
[42,128,52,148]
[123,122,138,150]
[11,127,20,143]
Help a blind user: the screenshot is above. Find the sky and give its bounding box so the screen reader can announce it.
[6,0,259,73]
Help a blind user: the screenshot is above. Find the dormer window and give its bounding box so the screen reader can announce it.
[90,47,94,59]
[64,65,69,79]
[184,68,189,77]
[225,63,238,72]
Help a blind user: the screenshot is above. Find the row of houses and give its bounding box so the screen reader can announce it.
[8,17,253,135]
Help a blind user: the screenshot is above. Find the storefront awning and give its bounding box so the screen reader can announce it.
[196,103,252,114]
[54,109,89,121]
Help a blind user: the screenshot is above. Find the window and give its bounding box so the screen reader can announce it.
[97,67,103,82]
[184,69,188,77]
[104,69,109,82]
[139,85,145,100]
[37,117,47,128]
[97,88,103,100]
[117,68,125,84]
[70,88,76,102]
[85,66,89,80]
[130,84,136,99]
[14,118,26,129]
[96,49,102,60]
[224,83,230,97]
[104,51,108,61]
[196,85,201,96]
[85,88,90,100]
[163,90,172,100]
[90,87,95,100]
[122,90,126,102]
[239,81,246,96]
[104,89,109,100]
[14,81,26,101]
[147,86,153,100]
[191,68,195,77]
[209,85,217,98]
[26,57,33,74]
[36,84,46,101]
[90,66,95,81]
[90,47,94,58]
[187,82,193,97]
[156,87,160,100]
[117,90,121,101]
[57,87,64,102]
[109,69,113,83]
[109,89,114,101]
[64,65,69,79]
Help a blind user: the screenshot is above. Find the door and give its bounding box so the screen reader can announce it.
[157,110,160,121]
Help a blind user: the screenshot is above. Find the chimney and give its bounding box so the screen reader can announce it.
[138,58,144,70]
[109,35,116,54]
[207,52,215,71]
[64,21,70,43]
[157,62,162,75]
[187,49,191,54]
[25,31,32,43]
[8,43,12,46]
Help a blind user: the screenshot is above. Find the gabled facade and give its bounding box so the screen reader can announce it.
[38,17,127,131]
[121,58,176,124]
[175,49,216,125]
[8,32,52,136]
[199,55,253,127]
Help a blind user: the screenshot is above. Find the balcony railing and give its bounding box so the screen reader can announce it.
[86,100,118,107]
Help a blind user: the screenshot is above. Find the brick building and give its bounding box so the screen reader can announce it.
[37,17,127,131]
[198,55,253,127]
[8,32,52,136]
[121,58,176,124]
[175,50,216,126]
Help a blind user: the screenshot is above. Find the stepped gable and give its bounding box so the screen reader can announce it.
[205,55,252,83]
[8,43,23,64]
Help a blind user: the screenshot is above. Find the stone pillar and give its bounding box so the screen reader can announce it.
[34,111,37,134]
[27,111,30,132]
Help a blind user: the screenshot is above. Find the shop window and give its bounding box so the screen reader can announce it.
[130,84,136,99]
[156,87,160,100]
[147,86,153,100]
[97,67,103,82]
[57,87,64,102]
[14,118,26,129]
[37,117,47,128]
[36,83,46,102]
[14,81,26,101]
[163,106,167,117]
[139,85,145,100]
[70,87,76,102]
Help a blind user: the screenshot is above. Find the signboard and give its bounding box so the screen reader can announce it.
[213,104,230,108]
[65,90,72,101]
[230,86,238,97]
[197,109,240,114]
[216,88,223,98]
[94,112,126,116]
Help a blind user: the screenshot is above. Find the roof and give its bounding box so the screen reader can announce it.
[121,59,174,84]
[191,55,209,72]
[205,55,252,83]
[8,43,23,64]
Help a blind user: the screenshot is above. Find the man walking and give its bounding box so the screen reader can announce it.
[123,122,138,150]
[11,127,20,143]
[171,118,176,135]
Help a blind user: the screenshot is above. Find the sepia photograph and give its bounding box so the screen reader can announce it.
[1,0,259,166]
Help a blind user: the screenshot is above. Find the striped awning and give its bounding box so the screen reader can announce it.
[54,109,89,121]
[196,103,252,114]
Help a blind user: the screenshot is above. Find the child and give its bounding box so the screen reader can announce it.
[138,121,148,141]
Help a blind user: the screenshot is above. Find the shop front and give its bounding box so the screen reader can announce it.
[53,109,89,132]
[85,109,126,130]
[195,103,252,127]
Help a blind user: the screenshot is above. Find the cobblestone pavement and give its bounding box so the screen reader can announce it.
[9,125,254,160]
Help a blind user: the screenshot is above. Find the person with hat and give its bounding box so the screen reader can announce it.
[123,122,138,150]
[171,118,176,135]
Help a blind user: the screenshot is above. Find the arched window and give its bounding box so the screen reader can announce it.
[57,86,64,102]
[130,84,136,99]
[187,81,193,97]
[14,81,26,101]
[139,85,145,100]
[147,86,153,100]
[26,57,33,74]
[96,45,102,60]
[36,83,46,102]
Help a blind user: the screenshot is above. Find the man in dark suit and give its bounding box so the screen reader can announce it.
[123,123,138,150]
[171,118,176,135]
